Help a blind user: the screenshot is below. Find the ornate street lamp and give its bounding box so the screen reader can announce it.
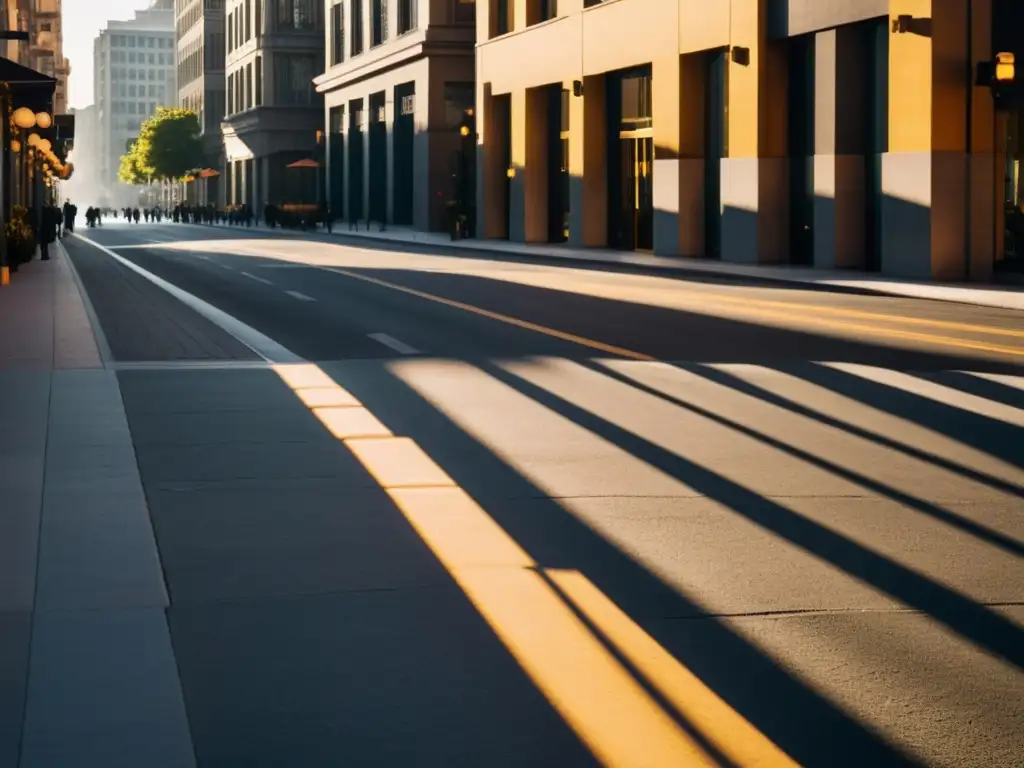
[12,106,35,129]
[34,111,51,129]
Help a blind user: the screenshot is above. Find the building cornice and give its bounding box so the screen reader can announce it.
[315,33,473,94]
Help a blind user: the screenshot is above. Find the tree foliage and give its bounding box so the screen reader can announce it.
[117,107,203,184]
[117,144,150,185]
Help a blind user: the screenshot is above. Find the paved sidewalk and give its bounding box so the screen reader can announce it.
[0,243,195,767]
[186,220,1024,311]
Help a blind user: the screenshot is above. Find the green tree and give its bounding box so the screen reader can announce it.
[117,142,150,185]
[135,107,204,182]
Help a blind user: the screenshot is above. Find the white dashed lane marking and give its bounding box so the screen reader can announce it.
[242,271,274,285]
[368,333,421,355]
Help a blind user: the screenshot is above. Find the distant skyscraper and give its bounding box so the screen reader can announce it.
[93,5,176,200]
[175,0,225,205]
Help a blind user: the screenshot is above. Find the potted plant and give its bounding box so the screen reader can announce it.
[5,206,36,272]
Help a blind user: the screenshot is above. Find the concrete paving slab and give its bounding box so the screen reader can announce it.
[125,407,328,446]
[147,480,449,603]
[0,372,50,454]
[34,369,168,610]
[21,608,195,768]
[35,484,168,611]
[168,588,592,767]
[0,612,31,768]
[0,488,42,612]
[117,368,307,414]
[660,607,1024,767]
[513,495,1024,619]
[0,455,45,493]
[42,442,140,487]
[133,439,374,484]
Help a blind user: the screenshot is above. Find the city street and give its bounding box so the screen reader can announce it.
[8,220,1024,767]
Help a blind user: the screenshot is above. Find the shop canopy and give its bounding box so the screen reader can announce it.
[0,56,56,110]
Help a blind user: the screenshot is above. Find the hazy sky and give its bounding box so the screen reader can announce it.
[64,0,153,109]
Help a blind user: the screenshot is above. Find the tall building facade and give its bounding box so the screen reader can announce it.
[27,0,70,114]
[315,0,476,230]
[93,3,177,202]
[176,0,226,204]
[221,0,324,212]
[1,0,70,114]
[475,0,1022,282]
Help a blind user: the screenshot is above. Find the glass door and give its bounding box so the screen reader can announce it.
[619,132,653,251]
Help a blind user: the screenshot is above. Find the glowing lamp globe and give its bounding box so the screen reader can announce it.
[12,107,35,129]
[34,112,51,129]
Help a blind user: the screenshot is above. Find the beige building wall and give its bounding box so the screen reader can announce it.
[316,0,475,231]
[476,0,1002,281]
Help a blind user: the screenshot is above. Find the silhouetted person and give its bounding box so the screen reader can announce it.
[39,205,59,260]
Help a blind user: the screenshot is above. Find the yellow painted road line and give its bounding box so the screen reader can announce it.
[271,363,796,766]
[325,268,1024,360]
[549,569,799,767]
[728,304,1024,359]
[324,267,656,361]
[704,293,1024,339]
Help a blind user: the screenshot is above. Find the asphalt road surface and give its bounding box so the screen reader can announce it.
[57,220,1024,767]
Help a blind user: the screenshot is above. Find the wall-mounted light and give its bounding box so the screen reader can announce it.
[506,167,516,179]
[572,80,584,97]
[730,47,750,66]
[892,14,913,34]
[996,52,1016,83]
[977,52,1016,87]
[459,124,470,137]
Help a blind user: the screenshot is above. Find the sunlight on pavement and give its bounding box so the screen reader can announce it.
[271,362,798,767]
[824,364,1024,427]
[167,237,1024,361]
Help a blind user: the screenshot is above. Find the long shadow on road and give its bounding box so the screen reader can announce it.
[329,362,923,767]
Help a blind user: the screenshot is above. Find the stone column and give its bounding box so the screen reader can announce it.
[386,90,395,225]
[508,87,548,243]
[652,55,681,256]
[678,53,707,258]
[721,0,789,264]
[882,0,994,280]
[567,75,607,248]
[478,83,509,238]
[812,26,867,270]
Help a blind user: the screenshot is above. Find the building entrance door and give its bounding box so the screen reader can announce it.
[618,132,654,251]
